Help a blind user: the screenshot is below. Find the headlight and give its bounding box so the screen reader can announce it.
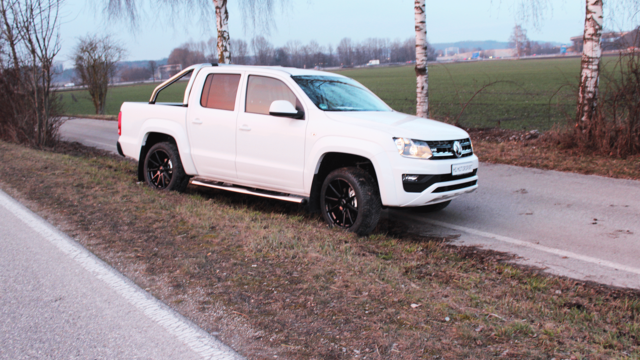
[393,137,432,159]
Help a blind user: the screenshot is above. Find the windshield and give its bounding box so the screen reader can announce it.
[292,76,391,112]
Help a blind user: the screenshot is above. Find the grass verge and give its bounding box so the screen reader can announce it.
[1,140,639,359]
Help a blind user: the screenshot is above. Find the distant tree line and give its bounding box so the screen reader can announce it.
[159,36,435,70]
[508,24,562,57]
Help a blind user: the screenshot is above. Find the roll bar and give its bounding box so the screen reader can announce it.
[148,63,215,105]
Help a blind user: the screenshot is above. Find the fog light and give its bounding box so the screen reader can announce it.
[403,174,420,182]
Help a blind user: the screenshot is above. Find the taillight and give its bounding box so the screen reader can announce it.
[118,111,122,136]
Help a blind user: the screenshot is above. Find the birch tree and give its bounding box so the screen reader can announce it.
[576,0,603,126]
[415,0,428,118]
[213,0,230,63]
[517,0,638,126]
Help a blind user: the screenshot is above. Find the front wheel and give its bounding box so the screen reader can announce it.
[320,167,381,236]
[143,142,190,192]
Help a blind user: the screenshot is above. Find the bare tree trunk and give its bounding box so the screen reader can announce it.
[214,0,230,64]
[577,0,603,125]
[415,0,428,118]
[0,0,20,73]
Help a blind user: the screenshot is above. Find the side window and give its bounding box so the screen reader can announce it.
[245,75,303,116]
[200,74,241,111]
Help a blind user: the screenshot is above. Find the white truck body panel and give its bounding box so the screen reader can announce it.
[186,67,245,181]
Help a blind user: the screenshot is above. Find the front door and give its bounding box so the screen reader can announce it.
[187,72,242,180]
[235,75,307,192]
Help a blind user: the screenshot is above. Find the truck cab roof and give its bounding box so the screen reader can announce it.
[205,63,348,78]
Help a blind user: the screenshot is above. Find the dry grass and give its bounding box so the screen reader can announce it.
[469,128,640,180]
[1,140,639,359]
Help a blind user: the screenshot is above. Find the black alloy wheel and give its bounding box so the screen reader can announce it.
[146,148,173,189]
[320,167,381,236]
[143,142,190,192]
[324,178,359,228]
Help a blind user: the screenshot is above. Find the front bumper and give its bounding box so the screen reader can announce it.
[388,154,479,207]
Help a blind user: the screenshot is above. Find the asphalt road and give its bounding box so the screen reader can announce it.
[59,118,119,153]
[59,118,640,290]
[0,190,242,360]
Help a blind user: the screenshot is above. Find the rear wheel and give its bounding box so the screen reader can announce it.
[320,167,381,236]
[143,142,189,192]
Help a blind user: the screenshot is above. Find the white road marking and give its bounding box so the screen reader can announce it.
[406,214,640,276]
[0,190,243,360]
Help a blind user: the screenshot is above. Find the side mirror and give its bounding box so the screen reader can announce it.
[269,100,304,119]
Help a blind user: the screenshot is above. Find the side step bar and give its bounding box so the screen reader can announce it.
[191,180,308,204]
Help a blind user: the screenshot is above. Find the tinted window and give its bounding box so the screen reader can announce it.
[200,74,241,111]
[245,75,302,115]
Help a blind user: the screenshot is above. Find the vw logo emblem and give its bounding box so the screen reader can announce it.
[452,141,463,158]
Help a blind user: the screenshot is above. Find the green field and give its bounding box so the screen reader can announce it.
[59,81,189,116]
[60,57,607,130]
[336,58,585,130]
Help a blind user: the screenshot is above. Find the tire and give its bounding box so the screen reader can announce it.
[143,142,190,192]
[407,200,451,213]
[320,167,381,236]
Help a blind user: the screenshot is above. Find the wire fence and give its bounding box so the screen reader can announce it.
[385,89,577,132]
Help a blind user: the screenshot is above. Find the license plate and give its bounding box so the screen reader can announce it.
[452,162,474,176]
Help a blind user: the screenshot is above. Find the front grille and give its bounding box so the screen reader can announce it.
[433,180,477,193]
[427,138,473,160]
[403,169,477,193]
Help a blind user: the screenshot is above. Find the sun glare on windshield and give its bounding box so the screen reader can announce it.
[292,76,391,112]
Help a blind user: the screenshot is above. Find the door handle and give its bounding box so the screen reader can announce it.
[239,124,251,131]
[192,118,203,124]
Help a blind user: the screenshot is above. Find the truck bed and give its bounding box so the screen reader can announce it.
[118,102,188,161]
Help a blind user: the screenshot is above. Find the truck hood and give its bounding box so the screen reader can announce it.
[323,111,469,140]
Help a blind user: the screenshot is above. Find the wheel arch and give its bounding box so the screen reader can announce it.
[308,151,391,213]
[138,132,179,181]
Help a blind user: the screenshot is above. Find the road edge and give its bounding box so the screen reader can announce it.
[0,189,244,360]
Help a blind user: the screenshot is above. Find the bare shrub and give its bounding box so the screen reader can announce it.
[0,0,64,148]
[552,51,640,157]
[73,35,125,115]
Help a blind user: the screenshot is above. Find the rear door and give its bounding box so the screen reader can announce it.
[187,69,243,180]
[235,74,308,192]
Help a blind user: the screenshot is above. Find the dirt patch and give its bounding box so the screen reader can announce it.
[467,128,640,180]
[1,140,639,359]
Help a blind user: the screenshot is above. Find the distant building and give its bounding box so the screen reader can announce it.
[156,64,182,80]
[444,47,459,56]
[570,28,640,52]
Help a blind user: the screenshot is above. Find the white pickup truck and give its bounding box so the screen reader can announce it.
[117,63,478,235]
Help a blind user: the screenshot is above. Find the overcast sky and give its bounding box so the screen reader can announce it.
[57,0,630,66]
